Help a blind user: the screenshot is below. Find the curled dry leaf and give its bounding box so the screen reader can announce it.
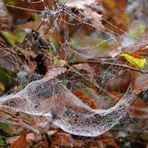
[44,67,67,81]
[65,0,97,9]
[65,0,104,30]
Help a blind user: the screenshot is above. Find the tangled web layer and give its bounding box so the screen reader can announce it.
[0,68,135,137]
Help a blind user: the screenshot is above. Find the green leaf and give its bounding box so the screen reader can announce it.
[0,120,10,134]
[0,67,16,88]
[0,137,4,146]
[69,39,80,49]
[0,120,11,137]
[1,31,26,47]
[129,24,145,41]
[120,53,146,68]
[95,40,110,50]
[68,53,76,63]
[1,31,16,46]
[15,31,26,44]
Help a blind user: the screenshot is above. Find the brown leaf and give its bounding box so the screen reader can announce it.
[51,131,84,147]
[106,70,135,93]
[103,0,126,11]
[103,0,129,34]
[10,130,31,148]
[102,138,119,148]
[96,133,119,148]
[15,21,41,32]
[73,89,97,109]
[5,0,44,20]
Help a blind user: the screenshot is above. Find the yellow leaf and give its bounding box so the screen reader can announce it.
[0,82,5,92]
[120,52,146,68]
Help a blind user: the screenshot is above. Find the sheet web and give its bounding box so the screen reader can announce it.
[0,0,146,137]
[0,68,136,137]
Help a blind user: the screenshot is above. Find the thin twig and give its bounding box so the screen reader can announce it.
[5,4,43,13]
[69,60,148,74]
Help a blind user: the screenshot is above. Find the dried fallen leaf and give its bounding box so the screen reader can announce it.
[10,130,31,148]
[51,131,84,147]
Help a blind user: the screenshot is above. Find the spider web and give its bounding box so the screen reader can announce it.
[0,68,136,137]
[0,0,147,137]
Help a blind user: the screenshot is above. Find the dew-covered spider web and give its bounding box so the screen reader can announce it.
[0,67,136,137]
[0,0,148,137]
